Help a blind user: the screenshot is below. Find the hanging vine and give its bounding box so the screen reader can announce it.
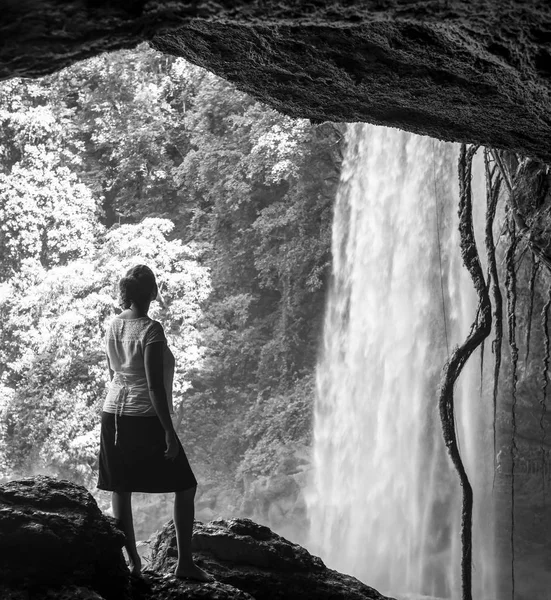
[525,255,539,364]
[439,143,491,600]
[541,285,551,498]
[479,339,485,396]
[435,144,549,599]
[492,151,551,273]
[505,215,519,599]
[484,149,503,475]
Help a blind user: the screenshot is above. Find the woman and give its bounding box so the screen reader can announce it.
[97,264,211,581]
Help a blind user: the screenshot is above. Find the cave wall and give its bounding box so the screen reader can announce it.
[3,5,551,597]
[1,1,551,161]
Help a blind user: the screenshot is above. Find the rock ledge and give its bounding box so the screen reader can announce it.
[0,476,393,600]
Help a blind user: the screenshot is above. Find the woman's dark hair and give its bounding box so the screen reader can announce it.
[119,265,158,309]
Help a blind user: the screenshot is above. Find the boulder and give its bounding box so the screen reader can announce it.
[130,571,254,600]
[149,517,395,600]
[0,476,128,600]
[0,476,254,600]
[0,575,255,600]
[0,587,106,600]
[0,476,392,600]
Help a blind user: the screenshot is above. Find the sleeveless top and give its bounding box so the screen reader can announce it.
[103,316,175,418]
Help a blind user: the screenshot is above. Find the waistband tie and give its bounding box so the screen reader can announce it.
[114,375,130,446]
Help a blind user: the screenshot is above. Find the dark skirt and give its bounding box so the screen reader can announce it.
[97,412,197,493]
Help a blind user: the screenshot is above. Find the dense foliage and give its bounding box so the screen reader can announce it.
[0,45,342,535]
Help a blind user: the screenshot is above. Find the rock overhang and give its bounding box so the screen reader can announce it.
[1,1,551,160]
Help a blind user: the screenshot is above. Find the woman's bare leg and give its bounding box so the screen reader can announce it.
[174,486,212,581]
[112,491,142,575]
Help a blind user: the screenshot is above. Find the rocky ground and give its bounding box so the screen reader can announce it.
[0,476,394,600]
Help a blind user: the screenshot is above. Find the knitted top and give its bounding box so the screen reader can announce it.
[103,316,175,417]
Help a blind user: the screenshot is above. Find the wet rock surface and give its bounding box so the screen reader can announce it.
[0,476,391,600]
[130,571,254,600]
[1,1,551,161]
[0,575,254,600]
[149,517,394,600]
[0,476,128,600]
[152,12,551,163]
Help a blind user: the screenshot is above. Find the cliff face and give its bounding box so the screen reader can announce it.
[1,1,551,161]
[0,476,393,600]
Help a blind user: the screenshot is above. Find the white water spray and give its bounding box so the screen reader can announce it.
[306,124,496,600]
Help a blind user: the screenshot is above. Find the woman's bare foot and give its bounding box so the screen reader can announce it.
[128,554,142,577]
[174,562,214,582]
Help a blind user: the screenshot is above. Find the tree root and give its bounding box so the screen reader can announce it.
[505,218,519,599]
[525,254,539,364]
[492,150,551,273]
[540,285,551,500]
[439,144,491,600]
[484,150,503,477]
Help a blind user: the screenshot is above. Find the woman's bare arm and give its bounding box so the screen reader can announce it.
[144,341,176,435]
[107,355,114,381]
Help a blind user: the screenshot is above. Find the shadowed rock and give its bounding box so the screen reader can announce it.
[149,517,395,600]
[0,476,254,600]
[0,477,390,599]
[130,571,255,600]
[0,476,128,600]
[0,586,107,599]
[1,1,551,161]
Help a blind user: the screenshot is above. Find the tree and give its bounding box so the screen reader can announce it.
[0,219,210,486]
[0,79,101,279]
[0,46,342,536]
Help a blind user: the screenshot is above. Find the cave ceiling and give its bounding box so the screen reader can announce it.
[1,1,551,161]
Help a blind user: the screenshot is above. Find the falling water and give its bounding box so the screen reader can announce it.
[306,124,496,600]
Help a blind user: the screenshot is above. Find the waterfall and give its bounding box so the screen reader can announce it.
[306,123,496,600]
